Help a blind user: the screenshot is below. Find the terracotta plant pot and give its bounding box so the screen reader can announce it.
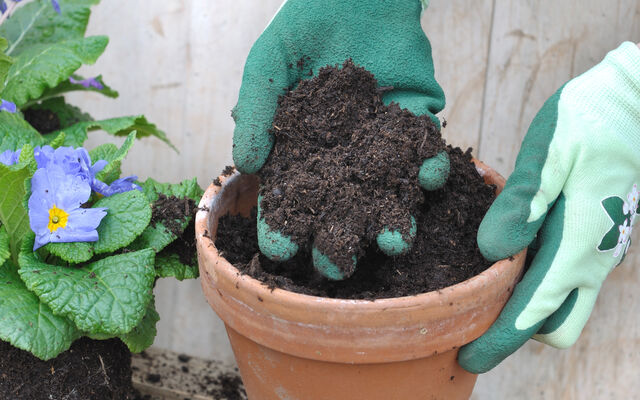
[196,160,526,400]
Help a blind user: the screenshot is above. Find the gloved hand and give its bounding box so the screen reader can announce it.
[458,42,640,373]
[232,0,450,279]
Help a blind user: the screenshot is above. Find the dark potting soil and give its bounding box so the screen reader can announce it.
[0,337,137,400]
[151,194,198,265]
[259,60,446,272]
[23,108,61,134]
[216,146,495,299]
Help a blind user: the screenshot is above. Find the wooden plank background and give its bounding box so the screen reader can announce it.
[66,0,640,398]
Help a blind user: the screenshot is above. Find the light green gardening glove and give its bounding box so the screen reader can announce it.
[458,42,640,373]
[232,0,450,279]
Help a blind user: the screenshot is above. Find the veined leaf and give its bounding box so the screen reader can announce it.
[0,161,32,262]
[89,131,136,184]
[1,0,100,57]
[45,241,93,263]
[52,115,176,150]
[0,38,14,93]
[155,252,198,281]
[119,295,159,353]
[0,261,80,360]
[0,111,45,151]
[0,226,10,266]
[93,189,152,254]
[141,177,203,203]
[2,35,108,107]
[25,74,118,108]
[19,243,156,335]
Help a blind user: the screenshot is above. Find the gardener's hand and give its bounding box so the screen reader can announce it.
[232,0,450,279]
[458,42,640,373]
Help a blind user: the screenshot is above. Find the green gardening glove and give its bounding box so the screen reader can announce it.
[232,0,450,279]
[458,42,640,373]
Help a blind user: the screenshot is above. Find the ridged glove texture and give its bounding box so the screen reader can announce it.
[459,42,640,373]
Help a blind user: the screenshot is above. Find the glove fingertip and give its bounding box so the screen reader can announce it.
[419,151,450,191]
[377,216,417,256]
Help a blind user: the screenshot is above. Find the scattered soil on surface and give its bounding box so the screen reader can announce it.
[0,338,137,400]
[216,147,496,299]
[150,194,197,237]
[23,108,61,134]
[259,60,445,272]
[205,372,247,400]
[151,194,198,265]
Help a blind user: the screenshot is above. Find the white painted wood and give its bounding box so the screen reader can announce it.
[61,0,640,398]
[422,0,494,152]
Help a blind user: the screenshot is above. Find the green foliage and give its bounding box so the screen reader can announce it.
[155,252,198,281]
[53,115,175,149]
[0,0,202,360]
[0,111,45,150]
[3,36,108,106]
[141,177,204,203]
[0,161,33,262]
[20,242,156,335]
[45,241,93,263]
[0,262,80,360]
[0,226,10,265]
[90,131,135,184]
[119,295,160,353]
[93,189,152,254]
[32,97,93,131]
[0,0,99,56]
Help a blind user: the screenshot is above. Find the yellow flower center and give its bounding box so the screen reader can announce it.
[48,205,69,233]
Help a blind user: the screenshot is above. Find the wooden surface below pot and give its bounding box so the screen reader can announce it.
[196,160,526,400]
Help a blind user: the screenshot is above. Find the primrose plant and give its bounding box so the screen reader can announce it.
[0,0,202,360]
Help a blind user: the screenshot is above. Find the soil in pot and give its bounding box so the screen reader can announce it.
[216,60,496,299]
[0,337,137,400]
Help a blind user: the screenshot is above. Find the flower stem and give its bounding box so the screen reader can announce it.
[0,1,19,26]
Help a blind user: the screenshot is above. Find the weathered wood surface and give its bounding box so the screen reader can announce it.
[132,347,246,400]
[69,0,640,398]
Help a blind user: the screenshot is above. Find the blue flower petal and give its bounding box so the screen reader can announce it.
[0,149,20,166]
[97,175,142,197]
[50,0,60,14]
[0,99,17,113]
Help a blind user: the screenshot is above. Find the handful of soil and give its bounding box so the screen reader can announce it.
[259,60,445,271]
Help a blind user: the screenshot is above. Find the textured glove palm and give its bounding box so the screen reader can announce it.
[458,42,640,373]
[232,0,450,279]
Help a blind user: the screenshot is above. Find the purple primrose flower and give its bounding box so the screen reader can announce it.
[97,175,142,197]
[69,76,103,90]
[0,99,17,113]
[0,148,20,166]
[50,0,60,14]
[28,163,107,250]
[34,145,140,197]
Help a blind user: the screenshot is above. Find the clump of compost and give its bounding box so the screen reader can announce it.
[259,60,445,268]
[215,59,498,298]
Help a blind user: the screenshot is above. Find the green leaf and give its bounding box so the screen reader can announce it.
[0,262,80,360]
[119,295,159,353]
[2,36,108,107]
[19,246,156,335]
[0,226,10,266]
[129,178,203,253]
[0,39,13,93]
[90,131,136,184]
[155,252,198,281]
[141,177,204,203]
[1,0,100,57]
[25,74,118,108]
[0,111,45,151]
[52,115,176,150]
[45,241,93,263]
[129,221,181,253]
[93,190,152,254]
[0,162,32,262]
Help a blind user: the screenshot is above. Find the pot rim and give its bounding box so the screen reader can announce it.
[196,159,526,363]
